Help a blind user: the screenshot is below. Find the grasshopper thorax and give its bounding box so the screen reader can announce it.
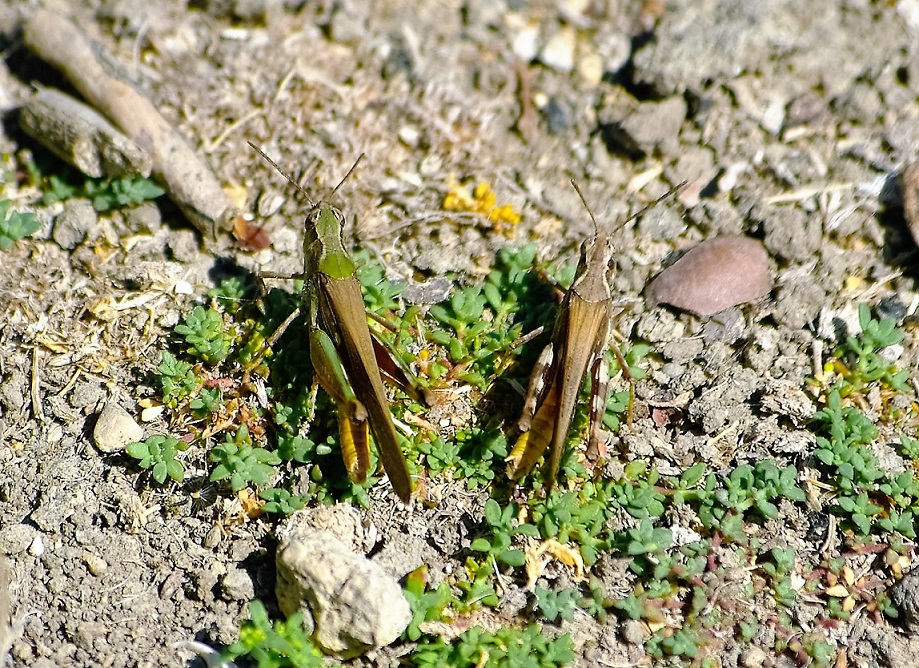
[571,232,616,301]
[304,201,356,279]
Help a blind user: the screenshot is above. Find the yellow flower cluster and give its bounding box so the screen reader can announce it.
[443,181,522,231]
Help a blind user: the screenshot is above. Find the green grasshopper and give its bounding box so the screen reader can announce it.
[249,143,415,503]
[506,180,683,488]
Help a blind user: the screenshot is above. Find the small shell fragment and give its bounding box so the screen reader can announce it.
[646,235,772,317]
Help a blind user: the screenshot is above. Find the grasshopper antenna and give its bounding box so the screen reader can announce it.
[247,141,314,205]
[570,179,599,234]
[570,178,689,230]
[248,141,364,204]
[329,154,365,200]
[624,180,688,225]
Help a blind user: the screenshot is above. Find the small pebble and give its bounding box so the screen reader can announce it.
[140,404,165,422]
[221,567,255,601]
[0,525,38,554]
[83,552,108,576]
[512,23,540,61]
[257,191,284,218]
[646,236,772,317]
[576,47,603,85]
[620,619,644,645]
[398,125,420,147]
[539,27,576,72]
[597,29,631,76]
[740,646,769,668]
[899,0,919,32]
[166,229,200,263]
[419,155,442,178]
[329,5,366,43]
[760,94,787,136]
[542,98,570,134]
[124,201,162,233]
[401,277,452,304]
[204,523,223,549]
[718,161,750,193]
[786,91,828,127]
[615,96,687,157]
[381,43,413,79]
[93,403,143,453]
[890,568,919,635]
[52,198,98,250]
[70,379,105,411]
[29,534,44,557]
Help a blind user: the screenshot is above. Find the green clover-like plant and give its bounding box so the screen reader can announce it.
[221,600,323,668]
[259,488,308,515]
[0,200,41,251]
[470,498,538,568]
[175,306,232,364]
[126,434,189,484]
[209,426,281,491]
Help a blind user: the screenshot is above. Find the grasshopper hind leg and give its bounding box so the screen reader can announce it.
[309,328,373,484]
[608,342,635,426]
[517,344,555,432]
[586,344,634,463]
[586,355,611,462]
[507,384,560,480]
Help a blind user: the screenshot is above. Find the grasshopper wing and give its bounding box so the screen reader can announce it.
[317,273,413,503]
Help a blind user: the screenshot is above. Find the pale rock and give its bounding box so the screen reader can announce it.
[577,45,603,85]
[761,94,787,135]
[620,619,644,645]
[609,96,687,157]
[511,21,539,61]
[276,503,372,553]
[93,403,143,453]
[898,0,919,32]
[83,552,108,576]
[741,646,769,667]
[29,535,44,556]
[646,236,772,317]
[276,529,411,657]
[539,27,576,72]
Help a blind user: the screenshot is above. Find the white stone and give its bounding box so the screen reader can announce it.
[29,535,44,556]
[539,27,576,73]
[93,403,143,453]
[276,528,411,658]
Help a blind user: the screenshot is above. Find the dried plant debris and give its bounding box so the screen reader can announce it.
[23,9,237,238]
[19,88,151,179]
[645,235,772,317]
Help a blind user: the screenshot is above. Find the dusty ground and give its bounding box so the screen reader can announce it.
[3,0,919,666]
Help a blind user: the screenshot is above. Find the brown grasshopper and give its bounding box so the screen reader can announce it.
[506,180,683,488]
[249,143,417,503]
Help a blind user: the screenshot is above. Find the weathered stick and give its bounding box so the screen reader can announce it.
[23,9,237,238]
[19,87,151,179]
